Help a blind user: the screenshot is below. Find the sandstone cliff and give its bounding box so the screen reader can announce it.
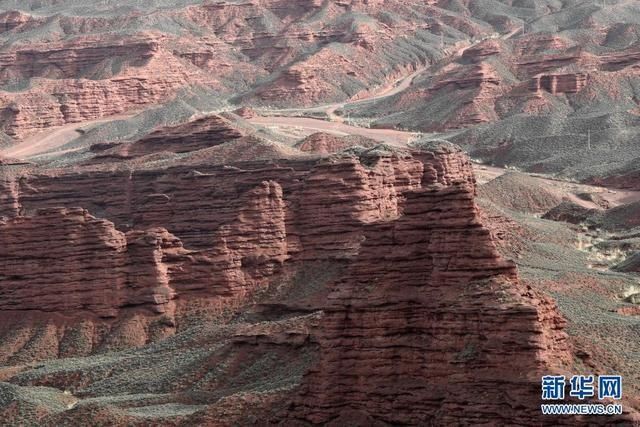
[0,146,473,325]
[286,182,571,425]
[0,207,181,317]
[0,142,613,424]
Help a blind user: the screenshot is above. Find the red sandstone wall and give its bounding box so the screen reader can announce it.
[0,152,458,318]
[287,183,571,425]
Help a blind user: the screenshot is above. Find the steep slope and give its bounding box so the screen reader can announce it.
[337,1,640,185]
[2,1,640,425]
[0,141,600,424]
[287,182,572,425]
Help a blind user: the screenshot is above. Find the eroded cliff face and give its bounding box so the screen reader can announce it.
[0,145,581,424]
[0,147,471,336]
[0,178,295,315]
[0,177,295,362]
[0,0,451,139]
[0,207,184,317]
[0,45,216,139]
[287,182,571,425]
[529,73,589,95]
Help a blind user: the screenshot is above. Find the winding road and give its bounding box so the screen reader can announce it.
[0,112,136,159]
[1,26,519,159]
[246,27,522,145]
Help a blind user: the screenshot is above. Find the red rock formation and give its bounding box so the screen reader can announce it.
[0,37,217,139]
[256,67,327,105]
[0,175,22,218]
[287,183,571,425]
[515,34,570,56]
[0,207,181,317]
[412,142,477,189]
[0,147,523,385]
[461,39,502,62]
[529,73,588,95]
[233,106,257,119]
[4,147,475,247]
[0,76,187,139]
[431,63,501,91]
[295,156,424,260]
[0,11,33,32]
[121,228,182,315]
[380,61,505,132]
[0,0,485,137]
[0,179,291,319]
[516,51,597,78]
[600,49,640,72]
[6,154,428,251]
[1,141,611,424]
[113,114,245,158]
[296,132,378,154]
[0,150,472,315]
[424,63,503,130]
[197,180,290,297]
[0,37,160,83]
[3,2,640,423]
[587,170,640,191]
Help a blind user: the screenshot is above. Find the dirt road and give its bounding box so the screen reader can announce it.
[474,164,640,208]
[249,116,417,146]
[265,27,519,122]
[1,113,135,159]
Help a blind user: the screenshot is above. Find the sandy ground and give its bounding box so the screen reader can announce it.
[248,116,418,146]
[0,113,136,159]
[474,164,640,208]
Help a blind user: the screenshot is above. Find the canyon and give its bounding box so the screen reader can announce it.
[0,140,589,425]
[2,0,640,425]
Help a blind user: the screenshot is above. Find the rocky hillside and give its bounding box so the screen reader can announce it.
[0,140,611,424]
[2,1,640,425]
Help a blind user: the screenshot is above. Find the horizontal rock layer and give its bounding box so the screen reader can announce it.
[0,148,474,318]
[0,176,292,317]
[287,183,571,425]
[0,208,177,317]
[0,37,159,83]
[529,73,588,95]
[0,146,584,424]
[0,37,216,138]
[4,150,474,250]
[90,114,246,159]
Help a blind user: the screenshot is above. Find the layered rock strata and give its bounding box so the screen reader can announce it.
[91,114,246,159]
[529,73,588,95]
[0,208,181,317]
[0,177,293,318]
[296,132,379,154]
[0,36,216,139]
[4,149,474,251]
[0,147,476,318]
[0,37,160,83]
[0,10,33,32]
[0,145,583,424]
[287,182,571,425]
